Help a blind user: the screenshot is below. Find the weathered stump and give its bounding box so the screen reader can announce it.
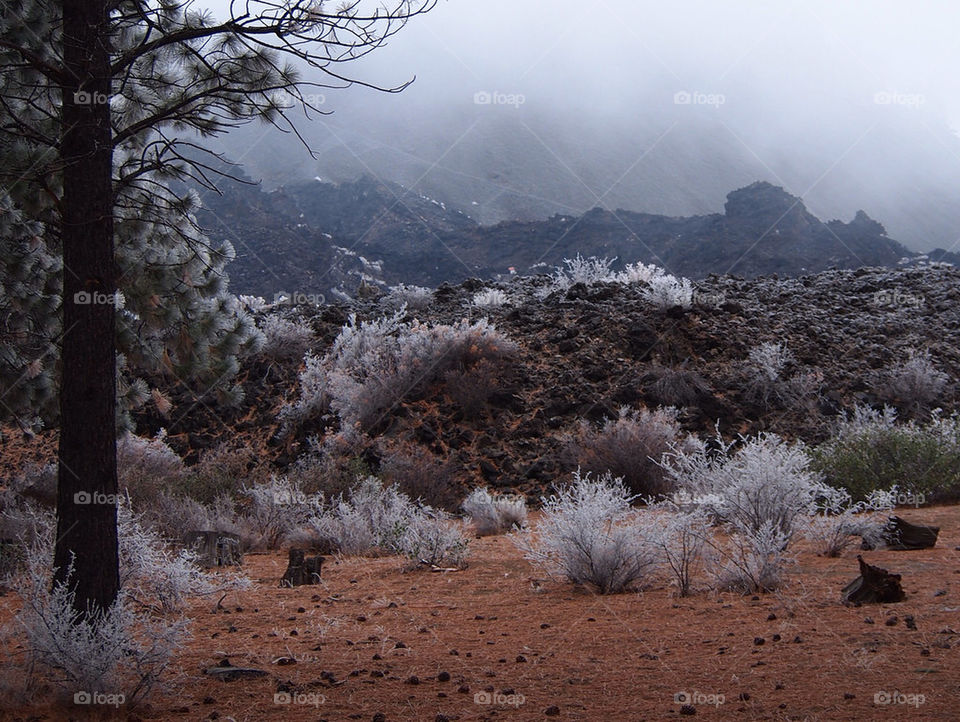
[861,516,939,551]
[842,555,905,605]
[280,548,324,587]
[184,531,242,567]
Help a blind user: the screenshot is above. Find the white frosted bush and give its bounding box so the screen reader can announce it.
[281,308,515,433]
[642,273,693,309]
[117,503,249,614]
[646,504,711,596]
[241,475,321,550]
[257,315,314,361]
[462,488,527,535]
[238,295,268,313]
[472,288,509,308]
[10,502,245,700]
[515,470,659,594]
[714,520,794,593]
[549,254,617,292]
[384,283,433,311]
[661,431,828,592]
[661,431,826,544]
[17,564,186,701]
[802,485,895,556]
[615,261,662,285]
[308,477,468,567]
[749,341,793,382]
[879,348,949,418]
[396,511,469,567]
[117,429,185,505]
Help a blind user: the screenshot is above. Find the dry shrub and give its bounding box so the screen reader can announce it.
[378,442,460,511]
[444,358,500,417]
[648,366,712,407]
[562,406,692,499]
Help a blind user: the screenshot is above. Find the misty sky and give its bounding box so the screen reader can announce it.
[207,0,960,123]
[203,0,960,249]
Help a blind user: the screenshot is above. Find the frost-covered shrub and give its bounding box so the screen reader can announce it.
[11,503,245,700]
[810,405,960,502]
[117,429,186,510]
[661,431,826,545]
[383,283,433,311]
[472,288,509,307]
[307,477,468,567]
[462,488,527,535]
[646,505,711,596]
[801,485,893,557]
[643,273,693,309]
[280,309,516,434]
[515,470,660,594]
[875,348,950,420]
[614,261,662,285]
[238,295,268,313]
[563,406,693,499]
[552,254,617,290]
[241,475,322,550]
[739,342,817,411]
[257,315,314,361]
[16,565,186,701]
[148,492,242,546]
[713,520,794,593]
[117,504,249,613]
[396,511,469,568]
[648,366,712,408]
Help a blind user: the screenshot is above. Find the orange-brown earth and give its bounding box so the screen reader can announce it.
[2,507,959,721]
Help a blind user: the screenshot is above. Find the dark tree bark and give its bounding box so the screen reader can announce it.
[861,516,940,551]
[280,548,323,587]
[841,555,905,605]
[52,0,119,616]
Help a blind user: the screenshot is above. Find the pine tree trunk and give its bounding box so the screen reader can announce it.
[52,0,119,616]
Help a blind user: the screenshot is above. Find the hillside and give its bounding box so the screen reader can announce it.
[91,264,960,500]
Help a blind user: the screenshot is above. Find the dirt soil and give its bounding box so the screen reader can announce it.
[1,506,959,721]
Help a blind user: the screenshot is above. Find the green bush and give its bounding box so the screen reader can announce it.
[810,406,960,503]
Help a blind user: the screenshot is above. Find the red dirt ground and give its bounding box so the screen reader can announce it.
[2,507,959,721]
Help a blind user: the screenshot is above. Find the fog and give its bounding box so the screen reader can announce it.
[205,0,960,250]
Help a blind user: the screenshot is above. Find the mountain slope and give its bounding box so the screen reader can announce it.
[198,175,923,298]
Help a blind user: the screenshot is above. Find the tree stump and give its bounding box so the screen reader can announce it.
[861,516,939,551]
[842,555,905,605]
[280,548,324,587]
[184,531,242,567]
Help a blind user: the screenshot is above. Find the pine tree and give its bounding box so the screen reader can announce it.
[0,0,434,617]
